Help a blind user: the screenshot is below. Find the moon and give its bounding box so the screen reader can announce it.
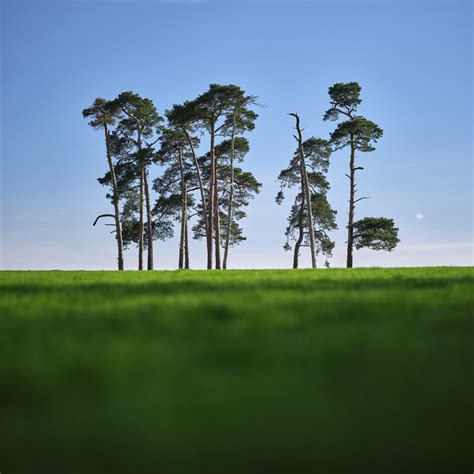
[415,212,424,220]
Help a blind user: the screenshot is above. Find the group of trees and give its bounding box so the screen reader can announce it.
[278,82,399,268]
[83,82,399,271]
[83,85,261,271]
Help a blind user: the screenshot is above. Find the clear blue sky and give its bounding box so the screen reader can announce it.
[1,0,472,269]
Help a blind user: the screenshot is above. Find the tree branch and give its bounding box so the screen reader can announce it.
[354,197,370,203]
[93,214,115,226]
[330,106,353,118]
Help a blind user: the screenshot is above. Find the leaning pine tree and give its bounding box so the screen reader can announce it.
[165,101,211,270]
[324,82,399,267]
[83,98,125,270]
[110,92,163,270]
[276,134,337,269]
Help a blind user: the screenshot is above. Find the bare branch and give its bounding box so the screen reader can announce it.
[93,214,115,226]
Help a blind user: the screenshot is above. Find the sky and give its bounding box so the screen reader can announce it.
[1,0,472,270]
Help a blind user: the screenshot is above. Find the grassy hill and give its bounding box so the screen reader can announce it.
[1,267,473,473]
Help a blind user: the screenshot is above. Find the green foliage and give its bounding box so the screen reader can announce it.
[214,136,250,161]
[158,126,199,161]
[152,165,195,237]
[300,137,332,171]
[111,91,163,142]
[324,81,383,155]
[276,137,337,259]
[82,97,121,129]
[330,117,383,152]
[98,161,140,199]
[276,137,333,199]
[151,126,198,244]
[165,101,201,134]
[323,81,362,121]
[353,217,400,251]
[1,268,473,473]
[194,84,258,133]
[218,166,262,247]
[193,139,262,245]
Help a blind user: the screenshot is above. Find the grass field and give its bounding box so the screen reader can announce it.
[1,267,473,473]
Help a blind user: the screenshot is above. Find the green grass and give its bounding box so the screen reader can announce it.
[1,267,473,473]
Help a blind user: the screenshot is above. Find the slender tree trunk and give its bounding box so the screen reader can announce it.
[214,157,221,270]
[137,129,145,271]
[103,124,124,271]
[209,124,220,269]
[184,210,189,269]
[209,126,215,269]
[182,127,209,269]
[138,165,144,271]
[223,117,236,270]
[292,113,317,268]
[144,169,154,270]
[178,148,186,270]
[347,137,356,268]
[178,209,185,270]
[293,193,305,269]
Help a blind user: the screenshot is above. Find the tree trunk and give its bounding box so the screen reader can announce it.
[223,117,236,270]
[178,209,185,270]
[214,169,221,270]
[138,166,144,270]
[138,165,144,271]
[103,124,124,271]
[292,113,317,269]
[144,169,154,270]
[209,124,221,269]
[347,137,356,268]
[182,127,209,269]
[178,148,186,270]
[184,211,189,269]
[137,129,145,271]
[293,193,305,269]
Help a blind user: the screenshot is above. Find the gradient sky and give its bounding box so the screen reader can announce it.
[1,0,472,270]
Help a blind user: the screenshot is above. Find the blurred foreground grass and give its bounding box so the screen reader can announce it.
[0,267,473,473]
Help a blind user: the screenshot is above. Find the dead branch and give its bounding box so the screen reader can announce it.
[93,214,115,226]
